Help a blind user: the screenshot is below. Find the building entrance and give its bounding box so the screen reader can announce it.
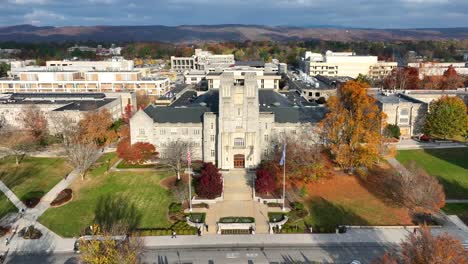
[233,154,245,168]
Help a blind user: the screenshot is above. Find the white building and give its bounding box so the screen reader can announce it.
[302,50,397,79]
[171,49,235,72]
[2,60,170,96]
[184,66,281,90]
[408,62,468,79]
[46,57,133,71]
[130,72,325,169]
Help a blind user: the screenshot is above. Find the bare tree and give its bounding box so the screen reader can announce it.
[160,139,192,180]
[49,113,80,147]
[65,142,99,180]
[20,105,49,143]
[400,161,446,214]
[3,131,34,166]
[0,113,5,132]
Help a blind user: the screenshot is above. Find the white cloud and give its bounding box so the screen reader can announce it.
[23,9,65,25]
[8,0,50,4]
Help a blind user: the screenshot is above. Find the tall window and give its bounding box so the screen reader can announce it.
[399,108,410,125]
[264,134,268,142]
[139,128,145,136]
[210,135,215,142]
[211,149,215,157]
[234,138,245,147]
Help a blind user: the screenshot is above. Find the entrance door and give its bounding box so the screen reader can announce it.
[233,154,245,168]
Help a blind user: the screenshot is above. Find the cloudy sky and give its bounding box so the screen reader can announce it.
[0,0,467,28]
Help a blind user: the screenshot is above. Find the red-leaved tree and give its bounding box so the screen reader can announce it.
[441,65,464,89]
[122,103,134,124]
[195,162,223,199]
[374,225,467,264]
[116,138,158,165]
[255,168,277,195]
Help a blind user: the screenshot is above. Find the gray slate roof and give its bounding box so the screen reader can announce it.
[144,89,326,124]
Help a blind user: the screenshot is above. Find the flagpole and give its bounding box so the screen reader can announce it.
[282,145,286,212]
[188,148,192,212]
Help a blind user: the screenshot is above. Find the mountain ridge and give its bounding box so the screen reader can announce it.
[1,24,467,43]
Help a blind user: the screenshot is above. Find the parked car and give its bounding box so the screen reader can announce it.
[419,134,432,142]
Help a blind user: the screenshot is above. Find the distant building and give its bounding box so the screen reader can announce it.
[67,45,97,53]
[407,62,468,79]
[184,66,282,91]
[2,58,170,96]
[0,92,136,133]
[301,50,397,79]
[171,49,234,72]
[45,57,133,71]
[370,88,468,138]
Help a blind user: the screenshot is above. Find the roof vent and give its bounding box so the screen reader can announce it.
[273,102,280,107]
[199,102,207,107]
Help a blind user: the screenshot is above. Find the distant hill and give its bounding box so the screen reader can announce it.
[0,24,468,43]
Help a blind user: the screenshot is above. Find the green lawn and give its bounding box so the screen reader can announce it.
[443,203,468,225]
[0,193,17,220]
[39,152,175,237]
[396,148,468,199]
[0,156,72,204]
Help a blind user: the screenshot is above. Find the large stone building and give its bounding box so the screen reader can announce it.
[0,92,135,133]
[130,72,326,169]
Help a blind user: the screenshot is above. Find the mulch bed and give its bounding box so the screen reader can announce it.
[24,198,40,208]
[50,189,73,207]
[160,174,189,190]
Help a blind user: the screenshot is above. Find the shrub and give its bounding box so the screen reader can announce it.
[385,124,401,139]
[50,189,72,206]
[18,225,42,239]
[195,163,223,199]
[255,168,277,195]
[0,226,11,237]
[169,203,182,214]
[267,202,282,208]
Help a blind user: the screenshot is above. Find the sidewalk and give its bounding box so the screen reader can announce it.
[0,151,105,254]
[0,182,25,211]
[396,139,467,150]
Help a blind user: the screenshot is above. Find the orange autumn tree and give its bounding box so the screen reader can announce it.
[79,109,118,147]
[319,80,385,173]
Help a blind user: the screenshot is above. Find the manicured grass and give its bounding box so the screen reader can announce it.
[442,203,468,225]
[299,171,412,232]
[39,152,175,237]
[396,148,468,199]
[0,156,72,204]
[0,193,17,220]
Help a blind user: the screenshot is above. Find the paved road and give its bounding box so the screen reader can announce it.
[5,245,390,264]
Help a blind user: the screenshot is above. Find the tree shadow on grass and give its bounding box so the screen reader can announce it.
[435,177,468,200]
[21,191,45,208]
[422,148,468,170]
[94,194,142,233]
[307,197,369,232]
[356,165,405,208]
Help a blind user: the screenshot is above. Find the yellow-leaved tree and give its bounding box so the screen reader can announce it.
[319,80,386,173]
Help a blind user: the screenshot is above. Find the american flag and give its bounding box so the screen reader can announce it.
[187,148,191,166]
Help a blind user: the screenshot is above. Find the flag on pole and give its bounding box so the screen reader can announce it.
[187,148,191,167]
[279,143,286,166]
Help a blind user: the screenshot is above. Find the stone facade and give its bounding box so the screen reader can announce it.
[130,72,325,169]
